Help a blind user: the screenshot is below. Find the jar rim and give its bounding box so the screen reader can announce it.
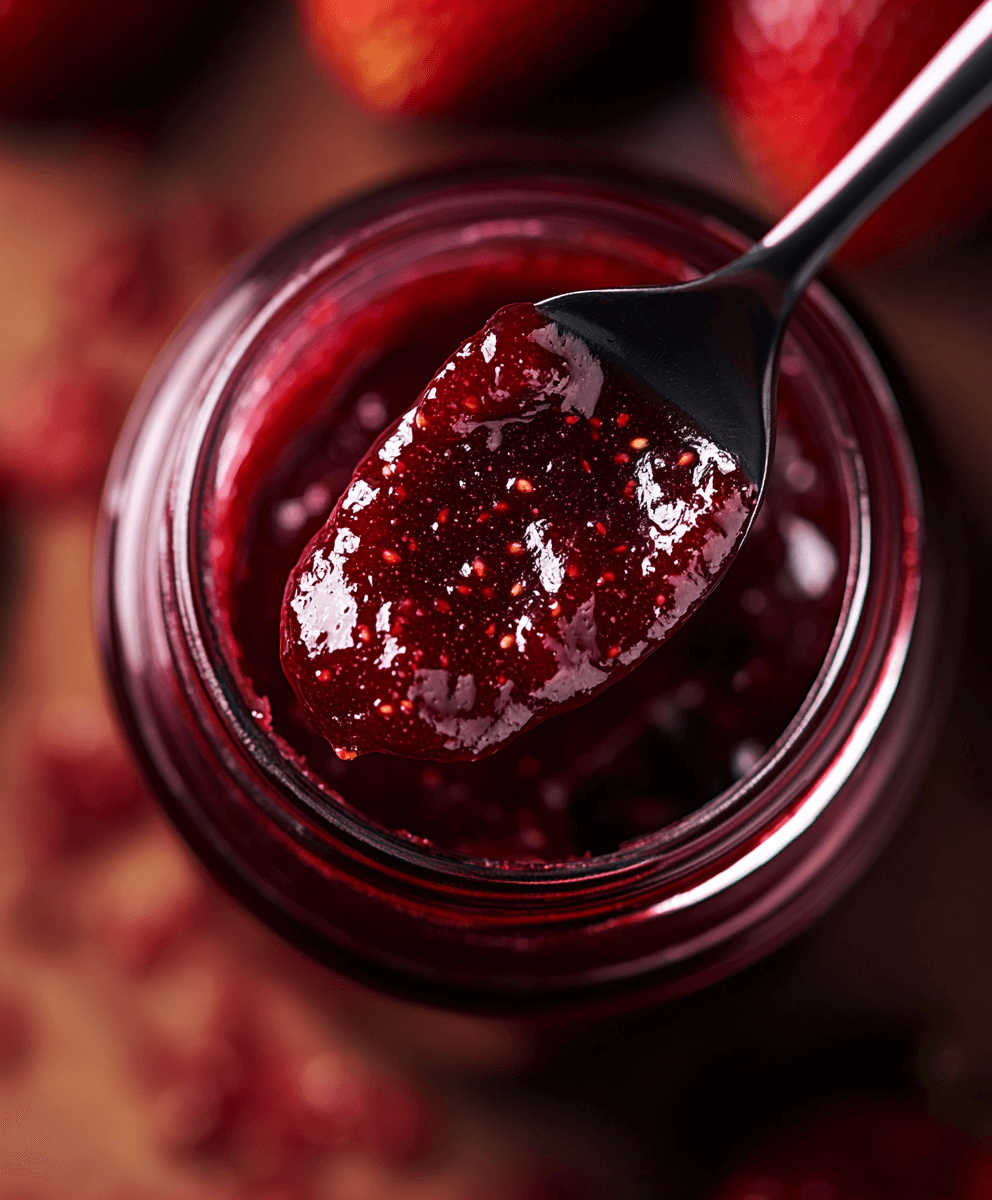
[161,163,923,909]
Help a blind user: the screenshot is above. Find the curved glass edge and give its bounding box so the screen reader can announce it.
[173,170,921,893]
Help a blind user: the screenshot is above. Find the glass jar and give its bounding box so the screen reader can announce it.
[96,164,957,1015]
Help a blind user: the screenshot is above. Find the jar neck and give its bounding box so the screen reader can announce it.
[174,168,920,904]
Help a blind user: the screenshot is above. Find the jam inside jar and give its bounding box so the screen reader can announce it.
[99,166,953,1012]
[225,257,844,862]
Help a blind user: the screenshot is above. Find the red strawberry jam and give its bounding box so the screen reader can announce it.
[280,302,756,762]
[226,250,844,862]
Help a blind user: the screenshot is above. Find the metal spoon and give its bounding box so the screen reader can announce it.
[537,0,992,491]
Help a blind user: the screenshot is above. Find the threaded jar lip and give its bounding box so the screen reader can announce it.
[98,162,941,1009]
[188,166,914,887]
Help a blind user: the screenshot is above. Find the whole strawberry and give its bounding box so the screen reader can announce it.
[0,0,193,115]
[707,1099,992,1200]
[706,0,992,262]
[299,0,646,118]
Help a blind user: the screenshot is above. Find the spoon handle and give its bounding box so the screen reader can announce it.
[739,0,992,309]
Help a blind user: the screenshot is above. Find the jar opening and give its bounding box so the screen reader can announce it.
[182,171,909,888]
[100,165,938,1008]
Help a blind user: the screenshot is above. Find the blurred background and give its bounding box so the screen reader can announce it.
[1,1,992,1197]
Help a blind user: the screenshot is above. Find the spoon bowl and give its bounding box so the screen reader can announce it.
[539,0,992,502]
[537,268,779,489]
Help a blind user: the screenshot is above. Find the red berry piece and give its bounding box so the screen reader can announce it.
[129,1024,187,1094]
[160,194,249,272]
[144,984,330,1181]
[98,888,206,974]
[66,225,169,335]
[294,1052,377,1152]
[149,1033,246,1156]
[0,363,128,505]
[282,303,755,762]
[361,1073,437,1163]
[26,699,150,860]
[295,1052,437,1163]
[223,1048,323,1183]
[96,840,210,974]
[7,866,78,953]
[0,991,36,1080]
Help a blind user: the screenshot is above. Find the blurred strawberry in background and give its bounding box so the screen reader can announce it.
[0,0,199,116]
[298,0,649,118]
[706,0,992,262]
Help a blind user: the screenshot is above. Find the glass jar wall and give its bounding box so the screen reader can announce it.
[97,165,955,1014]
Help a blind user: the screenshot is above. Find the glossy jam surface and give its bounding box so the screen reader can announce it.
[221,247,845,861]
[280,302,756,762]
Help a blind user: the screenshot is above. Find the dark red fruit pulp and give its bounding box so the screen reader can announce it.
[280,302,756,762]
[222,248,845,861]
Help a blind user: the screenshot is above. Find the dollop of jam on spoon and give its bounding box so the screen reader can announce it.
[280,303,756,762]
